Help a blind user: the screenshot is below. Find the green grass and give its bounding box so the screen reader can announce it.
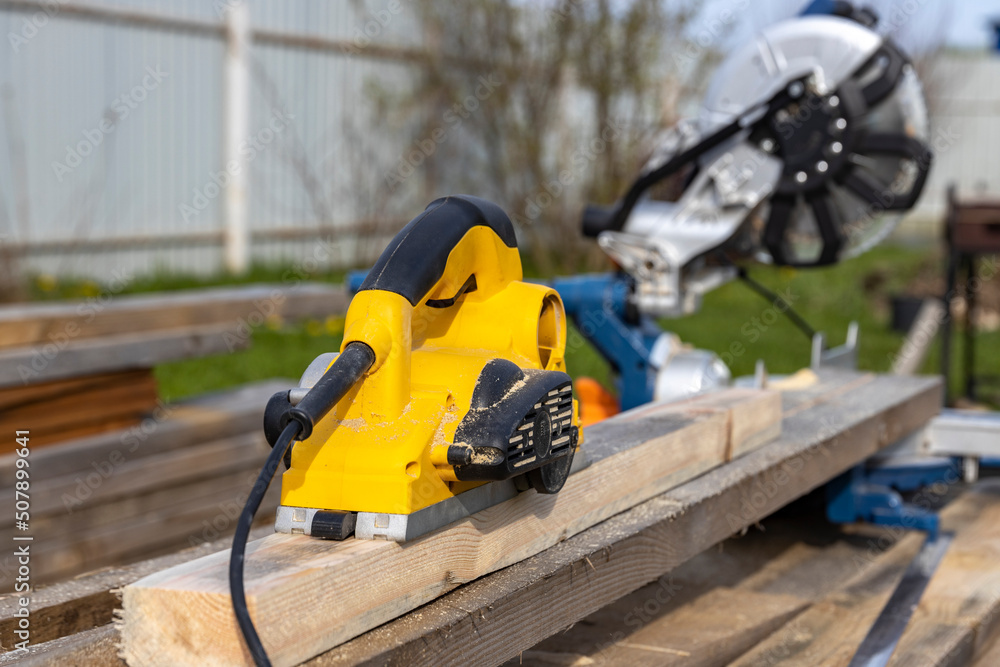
[667,245,928,378]
[155,321,347,403]
[139,244,998,405]
[26,262,348,302]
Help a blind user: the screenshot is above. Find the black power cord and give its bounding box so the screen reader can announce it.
[229,342,375,667]
[230,421,300,667]
[735,266,817,342]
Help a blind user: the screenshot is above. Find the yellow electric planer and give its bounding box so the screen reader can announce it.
[261,195,583,541]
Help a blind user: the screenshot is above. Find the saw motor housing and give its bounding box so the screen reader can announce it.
[266,195,581,541]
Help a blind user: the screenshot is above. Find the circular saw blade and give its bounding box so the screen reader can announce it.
[702,14,932,267]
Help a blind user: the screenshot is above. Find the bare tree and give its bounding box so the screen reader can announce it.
[373,0,715,274]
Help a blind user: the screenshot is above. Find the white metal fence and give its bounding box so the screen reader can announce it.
[0,1,991,281]
[0,0,424,279]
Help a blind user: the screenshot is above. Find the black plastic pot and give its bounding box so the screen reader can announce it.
[891,295,926,333]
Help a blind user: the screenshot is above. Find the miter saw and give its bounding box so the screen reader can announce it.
[556,0,932,411]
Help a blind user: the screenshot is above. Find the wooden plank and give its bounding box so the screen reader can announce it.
[0,374,158,449]
[727,479,1000,667]
[0,527,274,658]
[891,298,945,376]
[28,481,281,589]
[0,283,347,350]
[0,369,158,450]
[579,587,808,666]
[0,381,288,589]
[887,480,1000,666]
[727,533,927,666]
[1,431,269,520]
[636,388,783,460]
[21,463,268,545]
[973,631,1000,666]
[0,368,151,411]
[0,324,249,387]
[0,416,143,454]
[119,388,783,667]
[0,371,157,426]
[302,372,939,667]
[0,464,279,588]
[0,624,122,666]
[0,379,291,487]
[512,510,900,665]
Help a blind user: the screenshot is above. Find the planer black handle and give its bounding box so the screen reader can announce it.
[357,195,518,307]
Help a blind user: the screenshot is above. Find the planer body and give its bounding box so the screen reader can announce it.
[264,195,582,541]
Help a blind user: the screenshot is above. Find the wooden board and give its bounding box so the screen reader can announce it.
[0,283,347,350]
[726,480,1000,667]
[119,388,784,666]
[0,526,274,657]
[0,369,158,450]
[0,368,150,411]
[508,517,894,667]
[1,432,267,520]
[0,324,250,387]
[0,379,292,488]
[726,532,927,665]
[636,387,784,460]
[0,381,291,589]
[1,463,280,588]
[0,372,945,666]
[887,481,1000,666]
[0,625,119,666]
[301,372,939,667]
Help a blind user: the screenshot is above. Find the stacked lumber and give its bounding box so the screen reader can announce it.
[116,372,938,667]
[0,283,346,449]
[0,284,347,587]
[0,371,941,666]
[0,380,290,591]
[515,476,1000,667]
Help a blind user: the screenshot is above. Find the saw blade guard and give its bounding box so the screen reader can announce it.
[582,8,933,309]
[701,13,932,267]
